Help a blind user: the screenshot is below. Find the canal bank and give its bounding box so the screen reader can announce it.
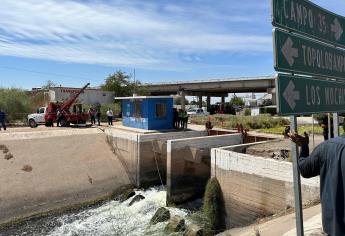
[0,128,132,226]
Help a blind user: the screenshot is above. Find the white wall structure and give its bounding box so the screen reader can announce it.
[211,146,320,229]
[48,87,114,104]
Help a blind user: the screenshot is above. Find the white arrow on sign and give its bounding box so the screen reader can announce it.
[331,18,343,41]
[281,37,298,67]
[283,80,300,110]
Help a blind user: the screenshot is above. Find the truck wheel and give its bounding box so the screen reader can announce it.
[29,119,37,128]
[45,120,53,127]
[60,118,68,127]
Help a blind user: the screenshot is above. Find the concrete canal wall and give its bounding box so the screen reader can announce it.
[211,145,320,229]
[105,128,206,187]
[167,133,243,203]
[0,129,131,225]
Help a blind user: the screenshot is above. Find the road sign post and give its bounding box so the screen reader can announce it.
[277,74,345,115]
[274,29,345,80]
[272,0,345,47]
[333,113,339,137]
[290,115,304,236]
[272,1,345,234]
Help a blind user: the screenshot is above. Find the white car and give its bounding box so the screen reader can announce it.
[27,107,47,128]
[187,108,209,116]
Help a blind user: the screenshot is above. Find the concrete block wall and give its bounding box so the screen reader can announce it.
[105,128,206,187]
[167,133,242,204]
[211,147,320,229]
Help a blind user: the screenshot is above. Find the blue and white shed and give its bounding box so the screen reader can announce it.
[116,96,173,130]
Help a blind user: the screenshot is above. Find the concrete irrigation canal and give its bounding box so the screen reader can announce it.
[0,125,323,235]
[0,187,193,236]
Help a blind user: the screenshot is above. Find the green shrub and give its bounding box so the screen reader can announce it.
[0,88,36,122]
[244,108,251,116]
[191,114,289,130]
[202,177,226,231]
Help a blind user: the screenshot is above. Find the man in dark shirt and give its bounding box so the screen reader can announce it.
[289,131,345,235]
[0,109,6,131]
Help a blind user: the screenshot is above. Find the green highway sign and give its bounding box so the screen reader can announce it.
[277,74,345,115]
[272,0,345,47]
[274,29,345,80]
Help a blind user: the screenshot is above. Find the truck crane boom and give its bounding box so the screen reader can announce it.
[60,83,90,111]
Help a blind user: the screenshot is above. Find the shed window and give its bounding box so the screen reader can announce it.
[134,101,141,118]
[156,103,166,118]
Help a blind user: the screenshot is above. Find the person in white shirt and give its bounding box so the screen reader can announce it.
[106,108,113,125]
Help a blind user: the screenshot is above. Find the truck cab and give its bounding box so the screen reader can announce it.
[27,107,47,128]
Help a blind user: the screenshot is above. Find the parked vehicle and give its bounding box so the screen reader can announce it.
[187,108,209,116]
[27,83,90,128]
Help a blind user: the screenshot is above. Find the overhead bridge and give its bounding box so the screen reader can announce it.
[142,75,276,97]
[141,76,276,110]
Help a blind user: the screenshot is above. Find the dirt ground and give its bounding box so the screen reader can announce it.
[2,121,121,133]
[245,132,325,160]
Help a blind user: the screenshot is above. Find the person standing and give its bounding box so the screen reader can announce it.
[106,108,113,126]
[178,109,183,129]
[88,107,96,125]
[205,119,213,135]
[56,109,62,127]
[96,110,101,126]
[182,110,188,129]
[288,131,345,235]
[173,108,178,129]
[0,109,6,131]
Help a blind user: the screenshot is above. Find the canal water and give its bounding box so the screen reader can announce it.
[0,187,197,236]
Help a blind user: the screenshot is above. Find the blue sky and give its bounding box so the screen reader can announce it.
[0,0,344,89]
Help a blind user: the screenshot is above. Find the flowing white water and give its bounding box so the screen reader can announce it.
[44,187,189,236]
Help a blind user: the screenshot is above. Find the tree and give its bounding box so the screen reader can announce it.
[190,100,198,105]
[41,80,57,89]
[230,95,244,106]
[190,100,206,107]
[0,88,34,121]
[174,96,190,105]
[101,70,146,97]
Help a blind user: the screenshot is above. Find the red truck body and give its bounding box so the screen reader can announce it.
[44,83,90,126]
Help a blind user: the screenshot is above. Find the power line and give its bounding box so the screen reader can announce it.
[0,65,94,81]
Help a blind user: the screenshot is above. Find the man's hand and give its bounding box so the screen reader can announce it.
[288,131,309,147]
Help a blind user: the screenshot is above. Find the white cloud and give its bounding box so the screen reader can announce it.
[0,0,272,68]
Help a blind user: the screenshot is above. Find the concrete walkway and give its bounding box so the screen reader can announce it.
[219,204,322,236]
[0,128,131,225]
[284,213,324,236]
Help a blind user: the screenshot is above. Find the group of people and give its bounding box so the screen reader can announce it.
[0,109,6,131]
[88,107,114,126]
[173,108,189,129]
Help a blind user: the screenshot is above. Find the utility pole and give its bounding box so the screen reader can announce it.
[133,68,137,96]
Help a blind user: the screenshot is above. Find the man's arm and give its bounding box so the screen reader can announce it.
[298,143,322,178]
[288,131,322,178]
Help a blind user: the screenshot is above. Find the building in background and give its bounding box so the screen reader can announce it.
[31,86,115,104]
